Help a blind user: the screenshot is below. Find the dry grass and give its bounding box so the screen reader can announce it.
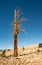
[0,44,42,65]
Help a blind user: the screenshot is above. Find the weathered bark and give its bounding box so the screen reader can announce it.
[14,33,18,57]
[14,9,18,57]
[14,21,18,57]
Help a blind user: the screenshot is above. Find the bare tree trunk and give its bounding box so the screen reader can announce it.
[14,9,18,57]
[14,33,18,57]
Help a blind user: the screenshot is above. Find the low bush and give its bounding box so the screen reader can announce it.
[39,43,42,48]
[1,49,6,57]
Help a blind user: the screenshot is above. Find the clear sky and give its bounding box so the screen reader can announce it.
[0,0,42,49]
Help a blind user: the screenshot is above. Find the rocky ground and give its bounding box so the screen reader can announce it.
[0,45,42,65]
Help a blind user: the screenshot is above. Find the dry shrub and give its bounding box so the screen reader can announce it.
[1,49,6,57]
[23,46,25,51]
[39,43,42,48]
[37,49,40,52]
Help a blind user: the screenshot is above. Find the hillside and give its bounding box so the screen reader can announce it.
[0,44,42,65]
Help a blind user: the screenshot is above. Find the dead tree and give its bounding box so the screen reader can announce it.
[14,8,27,57]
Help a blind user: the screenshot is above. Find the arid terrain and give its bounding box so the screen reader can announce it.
[0,44,42,65]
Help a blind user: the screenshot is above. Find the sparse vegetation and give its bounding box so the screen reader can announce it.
[23,46,25,51]
[1,49,6,57]
[38,43,42,48]
[7,49,10,51]
[0,45,42,65]
[37,49,40,52]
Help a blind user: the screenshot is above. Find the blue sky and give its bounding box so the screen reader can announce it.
[0,0,42,49]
